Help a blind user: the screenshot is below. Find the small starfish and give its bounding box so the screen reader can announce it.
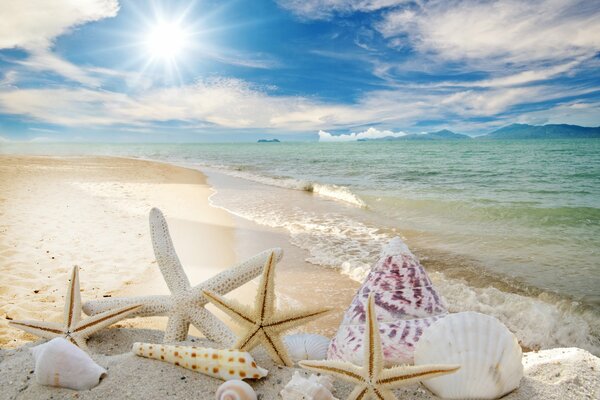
[299,295,460,400]
[83,207,283,345]
[203,251,331,367]
[9,266,140,351]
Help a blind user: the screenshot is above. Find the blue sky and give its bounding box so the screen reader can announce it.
[0,0,599,142]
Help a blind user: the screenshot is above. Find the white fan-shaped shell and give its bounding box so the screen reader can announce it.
[284,334,330,362]
[215,380,257,400]
[414,312,523,399]
[30,338,107,390]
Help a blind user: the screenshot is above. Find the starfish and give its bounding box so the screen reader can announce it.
[9,266,140,351]
[83,207,282,346]
[202,251,331,367]
[299,295,460,400]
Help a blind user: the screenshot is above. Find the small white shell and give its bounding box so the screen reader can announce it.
[30,338,107,390]
[280,371,338,400]
[215,380,257,400]
[284,334,330,362]
[414,312,523,399]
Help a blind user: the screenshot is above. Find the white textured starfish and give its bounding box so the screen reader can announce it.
[9,266,140,351]
[83,207,283,345]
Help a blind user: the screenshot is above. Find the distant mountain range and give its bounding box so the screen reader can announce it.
[358,124,600,141]
[476,124,600,139]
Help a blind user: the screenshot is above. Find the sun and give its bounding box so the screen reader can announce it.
[145,21,188,60]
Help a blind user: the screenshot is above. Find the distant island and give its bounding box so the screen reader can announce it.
[257,139,280,143]
[357,124,600,141]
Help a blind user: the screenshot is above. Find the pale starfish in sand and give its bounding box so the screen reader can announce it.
[202,251,331,367]
[299,295,460,400]
[83,207,282,346]
[9,266,140,351]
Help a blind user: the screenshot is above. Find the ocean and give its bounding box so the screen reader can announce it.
[2,139,599,354]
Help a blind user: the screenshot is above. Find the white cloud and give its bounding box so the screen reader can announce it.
[0,0,119,50]
[0,0,119,86]
[319,127,406,141]
[277,0,408,20]
[376,0,600,65]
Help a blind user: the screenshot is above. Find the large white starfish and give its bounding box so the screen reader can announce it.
[300,295,460,400]
[9,266,141,351]
[83,207,283,345]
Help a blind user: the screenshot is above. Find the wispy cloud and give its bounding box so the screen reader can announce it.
[276,0,408,20]
[376,0,600,66]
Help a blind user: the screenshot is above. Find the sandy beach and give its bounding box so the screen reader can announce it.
[0,156,357,349]
[1,156,599,399]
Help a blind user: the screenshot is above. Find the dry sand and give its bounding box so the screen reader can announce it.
[1,156,599,399]
[0,328,599,400]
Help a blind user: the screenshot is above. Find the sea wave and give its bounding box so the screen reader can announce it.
[199,164,366,207]
[204,170,600,356]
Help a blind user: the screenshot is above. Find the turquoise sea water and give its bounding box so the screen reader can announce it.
[2,139,599,353]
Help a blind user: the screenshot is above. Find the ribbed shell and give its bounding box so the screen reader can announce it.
[328,237,447,365]
[133,343,268,381]
[414,312,523,399]
[284,334,330,362]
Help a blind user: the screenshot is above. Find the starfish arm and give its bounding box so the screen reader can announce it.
[347,386,369,400]
[189,248,283,303]
[71,335,89,350]
[8,320,64,340]
[187,307,237,347]
[63,266,82,330]
[266,307,331,333]
[149,208,191,294]
[201,290,256,326]
[260,329,294,367]
[369,387,397,400]
[83,296,173,317]
[255,252,278,323]
[376,364,460,389]
[365,294,384,381]
[299,360,366,385]
[72,304,141,338]
[163,313,191,343]
[234,325,263,351]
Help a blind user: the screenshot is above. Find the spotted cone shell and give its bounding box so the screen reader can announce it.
[328,237,447,366]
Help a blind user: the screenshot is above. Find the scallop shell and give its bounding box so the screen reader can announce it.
[328,237,447,366]
[30,337,107,390]
[284,334,330,362]
[280,371,338,400]
[215,380,257,400]
[133,343,268,381]
[414,311,523,399]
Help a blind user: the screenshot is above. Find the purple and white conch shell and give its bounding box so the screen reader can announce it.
[328,237,447,366]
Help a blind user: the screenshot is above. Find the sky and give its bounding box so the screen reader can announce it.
[0,0,599,142]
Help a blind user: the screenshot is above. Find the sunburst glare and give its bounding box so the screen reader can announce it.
[145,21,188,61]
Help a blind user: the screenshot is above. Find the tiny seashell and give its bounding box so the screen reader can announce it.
[215,380,257,400]
[414,311,523,399]
[280,371,338,400]
[133,342,268,381]
[30,338,107,390]
[284,334,330,362]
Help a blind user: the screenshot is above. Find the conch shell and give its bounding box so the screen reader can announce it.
[328,237,448,366]
[31,337,107,390]
[133,342,268,381]
[215,380,257,400]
